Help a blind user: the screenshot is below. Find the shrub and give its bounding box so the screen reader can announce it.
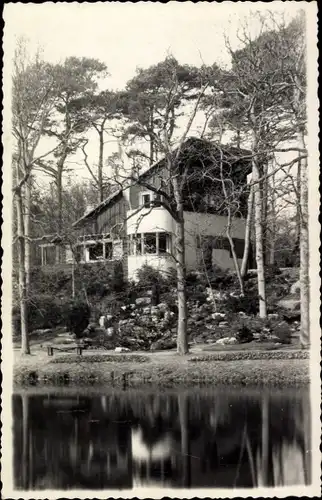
[137,265,164,287]
[29,268,72,296]
[206,265,238,289]
[111,261,125,293]
[271,323,292,344]
[13,294,65,334]
[225,293,259,315]
[236,325,254,344]
[265,263,282,282]
[63,300,91,338]
[50,353,150,364]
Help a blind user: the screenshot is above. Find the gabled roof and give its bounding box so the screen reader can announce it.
[72,189,123,228]
[72,137,252,228]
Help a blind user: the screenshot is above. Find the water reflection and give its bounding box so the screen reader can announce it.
[13,390,311,490]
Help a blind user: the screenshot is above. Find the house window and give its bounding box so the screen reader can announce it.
[105,241,113,259]
[159,232,170,254]
[128,232,171,256]
[140,191,163,208]
[85,240,115,262]
[129,234,142,255]
[141,193,152,208]
[153,193,162,207]
[143,233,157,254]
[88,242,104,261]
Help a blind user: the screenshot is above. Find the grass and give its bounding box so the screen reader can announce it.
[49,353,150,364]
[13,346,310,388]
[188,350,309,362]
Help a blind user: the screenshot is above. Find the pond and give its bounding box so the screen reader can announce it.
[13,388,311,490]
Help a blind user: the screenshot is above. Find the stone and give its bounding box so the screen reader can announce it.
[277,298,301,311]
[157,302,169,312]
[290,279,301,295]
[227,337,237,344]
[268,313,279,319]
[212,312,226,320]
[106,327,114,337]
[99,316,106,328]
[142,307,151,314]
[216,337,228,344]
[115,347,130,353]
[135,297,151,306]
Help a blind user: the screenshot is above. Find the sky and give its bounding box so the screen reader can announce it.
[4,2,302,90]
[3,2,305,189]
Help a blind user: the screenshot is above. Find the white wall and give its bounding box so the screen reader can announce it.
[126,207,247,277]
[127,207,176,235]
[183,212,246,271]
[128,254,175,281]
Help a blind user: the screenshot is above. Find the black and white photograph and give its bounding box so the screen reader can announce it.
[1,2,320,498]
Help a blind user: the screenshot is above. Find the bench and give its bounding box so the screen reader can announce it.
[47,344,83,356]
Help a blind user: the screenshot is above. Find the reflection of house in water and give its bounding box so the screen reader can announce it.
[131,426,178,487]
[13,391,312,491]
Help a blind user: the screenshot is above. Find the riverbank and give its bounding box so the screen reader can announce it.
[14,345,310,388]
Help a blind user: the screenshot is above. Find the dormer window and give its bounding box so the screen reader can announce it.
[140,191,162,208]
[141,192,152,208]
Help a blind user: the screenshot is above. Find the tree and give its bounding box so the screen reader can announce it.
[12,40,60,354]
[73,89,125,202]
[37,57,107,257]
[210,13,307,319]
[118,61,212,354]
[121,56,210,165]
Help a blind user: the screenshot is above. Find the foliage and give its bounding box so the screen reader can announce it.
[188,351,309,362]
[50,354,150,364]
[225,292,259,316]
[236,325,254,344]
[271,323,292,345]
[136,265,168,293]
[63,300,91,338]
[12,295,64,334]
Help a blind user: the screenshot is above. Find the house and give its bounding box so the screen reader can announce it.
[39,137,253,280]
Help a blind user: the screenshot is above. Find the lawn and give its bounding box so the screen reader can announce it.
[13,343,310,388]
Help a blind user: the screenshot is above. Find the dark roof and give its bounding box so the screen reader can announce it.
[72,189,122,228]
[72,137,252,228]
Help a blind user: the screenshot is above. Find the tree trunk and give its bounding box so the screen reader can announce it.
[269,172,276,266]
[241,184,254,278]
[299,154,310,348]
[56,167,64,264]
[24,178,31,289]
[98,129,104,202]
[16,190,30,354]
[261,162,269,265]
[219,155,244,295]
[252,157,267,318]
[173,177,188,355]
[293,160,302,257]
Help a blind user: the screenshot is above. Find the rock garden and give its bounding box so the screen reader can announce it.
[13,263,302,354]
